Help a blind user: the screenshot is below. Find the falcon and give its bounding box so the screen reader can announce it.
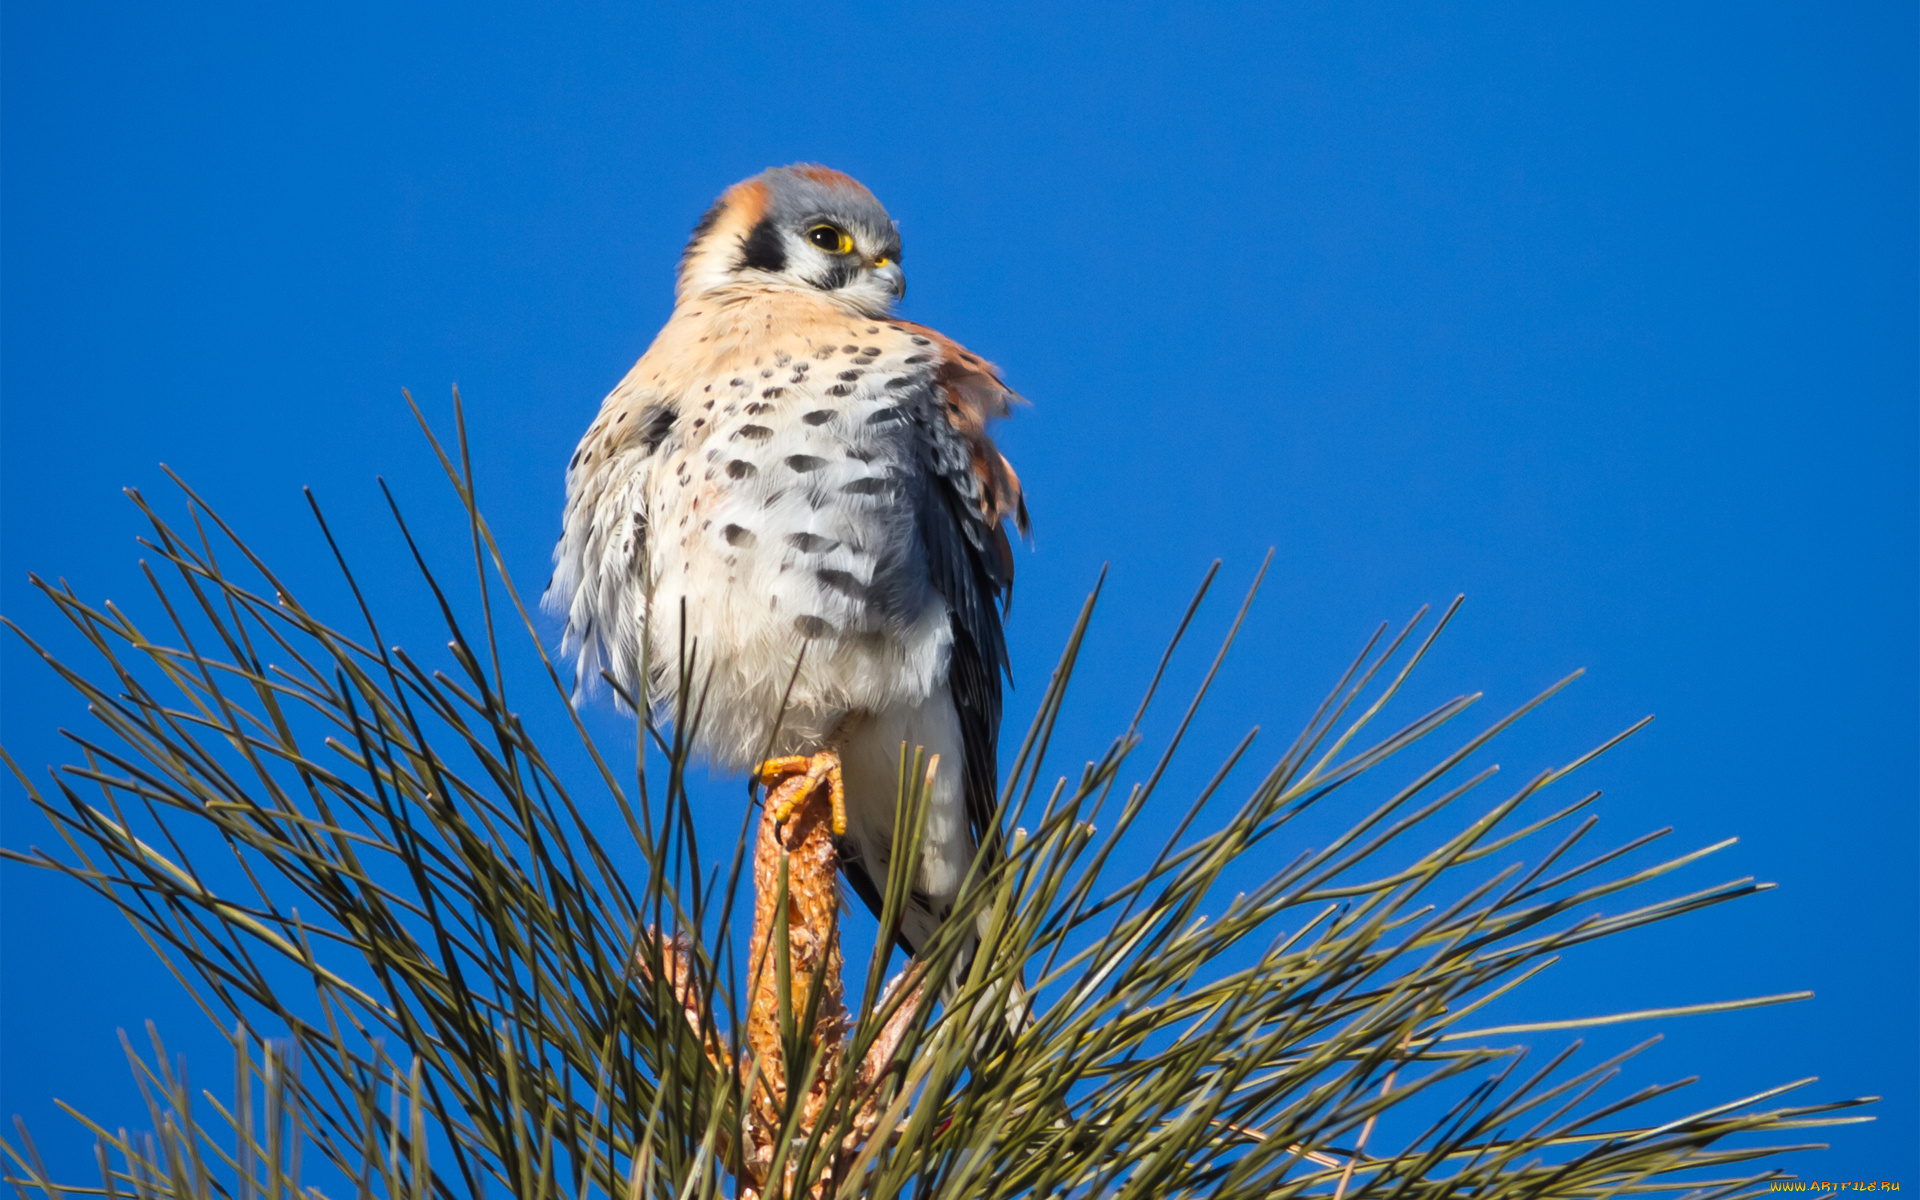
[545,164,1028,964]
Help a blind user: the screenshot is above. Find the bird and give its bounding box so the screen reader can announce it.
[544,164,1028,970]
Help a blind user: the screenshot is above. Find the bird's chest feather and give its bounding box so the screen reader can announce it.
[644,334,953,760]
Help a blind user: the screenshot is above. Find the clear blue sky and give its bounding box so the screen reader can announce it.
[3,0,1914,1184]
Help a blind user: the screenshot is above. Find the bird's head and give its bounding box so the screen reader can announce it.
[676,164,905,316]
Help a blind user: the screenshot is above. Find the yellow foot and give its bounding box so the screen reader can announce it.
[755,748,846,836]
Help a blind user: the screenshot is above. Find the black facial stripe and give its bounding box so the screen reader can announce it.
[737,216,787,273]
[812,262,860,291]
[688,200,725,246]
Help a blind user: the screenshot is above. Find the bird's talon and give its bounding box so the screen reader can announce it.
[755,749,844,833]
[827,760,847,837]
[765,778,807,825]
[755,755,811,786]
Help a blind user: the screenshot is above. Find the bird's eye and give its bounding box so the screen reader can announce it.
[807,224,853,254]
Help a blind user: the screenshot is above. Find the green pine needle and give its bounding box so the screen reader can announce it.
[0,396,1873,1199]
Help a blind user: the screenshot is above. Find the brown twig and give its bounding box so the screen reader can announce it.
[741,778,849,1193]
[639,760,937,1198]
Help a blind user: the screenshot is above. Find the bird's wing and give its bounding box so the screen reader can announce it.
[891,323,1029,862]
[543,369,682,707]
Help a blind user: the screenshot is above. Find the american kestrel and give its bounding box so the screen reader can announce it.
[545,165,1027,963]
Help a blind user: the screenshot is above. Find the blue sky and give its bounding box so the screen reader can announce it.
[3,0,1914,1184]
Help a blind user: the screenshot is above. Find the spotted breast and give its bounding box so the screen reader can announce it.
[646,306,973,763]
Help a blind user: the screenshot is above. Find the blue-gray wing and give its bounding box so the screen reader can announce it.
[898,330,1028,865]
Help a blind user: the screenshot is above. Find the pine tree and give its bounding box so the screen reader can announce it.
[1,398,1871,1199]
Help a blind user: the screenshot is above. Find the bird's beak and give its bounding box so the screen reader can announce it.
[873,261,905,301]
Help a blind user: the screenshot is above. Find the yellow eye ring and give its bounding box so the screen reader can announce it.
[807,224,854,255]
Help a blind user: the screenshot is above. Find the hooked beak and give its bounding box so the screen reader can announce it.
[872,260,905,301]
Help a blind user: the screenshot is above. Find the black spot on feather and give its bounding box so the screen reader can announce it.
[817,569,864,597]
[636,403,677,454]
